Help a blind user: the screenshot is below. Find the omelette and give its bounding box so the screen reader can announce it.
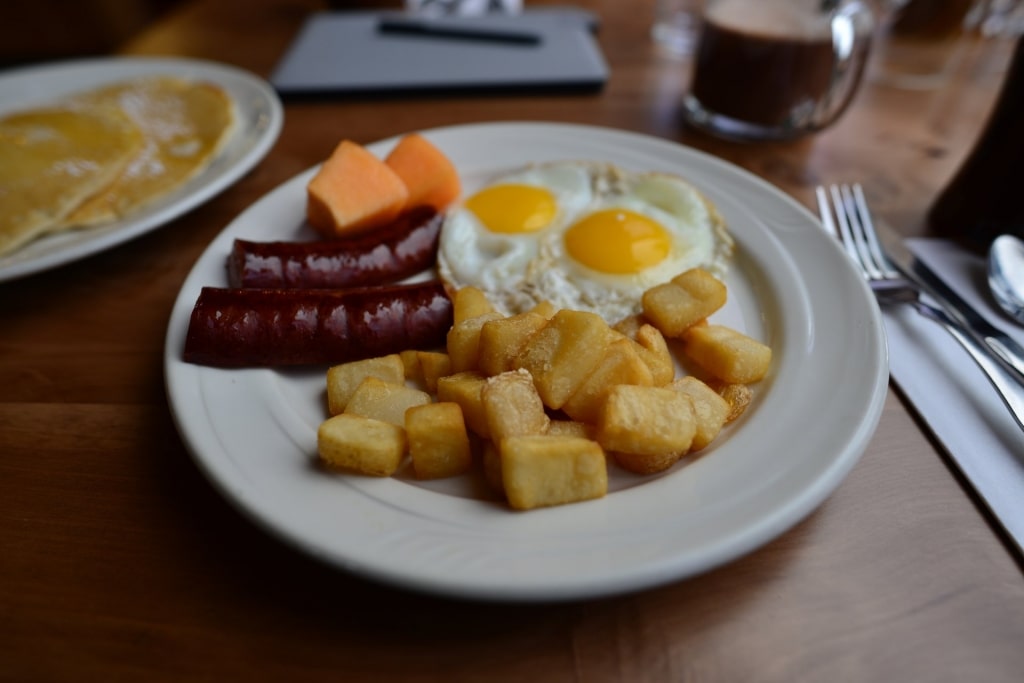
[0,76,235,258]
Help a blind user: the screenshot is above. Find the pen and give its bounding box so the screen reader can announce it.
[377,17,542,46]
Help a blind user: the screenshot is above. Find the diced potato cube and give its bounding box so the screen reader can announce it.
[344,376,431,426]
[477,312,548,377]
[501,435,607,510]
[318,413,407,476]
[326,354,405,415]
[452,286,496,325]
[417,351,452,393]
[406,402,472,479]
[669,376,730,451]
[529,299,558,319]
[612,314,644,338]
[712,381,753,423]
[681,324,771,384]
[612,450,684,476]
[436,371,491,438]
[482,368,550,442]
[447,311,504,373]
[562,337,654,424]
[612,318,675,386]
[673,268,728,303]
[642,268,727,338]
[399,350,422,382]
[513,309,613,410]
[596,384,696,465]
[634,323,675,386]
[546,419,594,439]
[481,440,504,496]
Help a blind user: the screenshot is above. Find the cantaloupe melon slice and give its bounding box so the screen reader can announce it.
[307,140,409,237]
[384,133,461,212]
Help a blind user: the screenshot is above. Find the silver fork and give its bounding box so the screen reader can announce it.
[817,183,1024,432]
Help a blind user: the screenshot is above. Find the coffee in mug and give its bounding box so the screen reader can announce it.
[683,0,875,141]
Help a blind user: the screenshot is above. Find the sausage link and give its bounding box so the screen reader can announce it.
[227,206,442,289]
[183,280,453,367]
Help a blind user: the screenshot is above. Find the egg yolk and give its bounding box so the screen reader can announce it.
[466,184,557,234]
[564,209,671,274]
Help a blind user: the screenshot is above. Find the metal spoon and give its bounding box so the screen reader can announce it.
[988,234,1024,324]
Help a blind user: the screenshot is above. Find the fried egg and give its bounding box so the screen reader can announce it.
[438,163,593,313]
[438,161,733,323]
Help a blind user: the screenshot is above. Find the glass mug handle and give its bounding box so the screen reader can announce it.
[812,0,876,130]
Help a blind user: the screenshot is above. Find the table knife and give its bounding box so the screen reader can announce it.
[872,220,1024,385]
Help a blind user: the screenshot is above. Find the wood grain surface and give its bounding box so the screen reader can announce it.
[2,1,1022,681]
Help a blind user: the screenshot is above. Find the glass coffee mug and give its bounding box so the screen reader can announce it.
[683,0,876,141]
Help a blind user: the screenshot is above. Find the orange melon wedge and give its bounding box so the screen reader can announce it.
[384,133,461,212]
[307,140,410,237]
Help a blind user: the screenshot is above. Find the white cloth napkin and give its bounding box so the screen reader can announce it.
[883,238,1024,554]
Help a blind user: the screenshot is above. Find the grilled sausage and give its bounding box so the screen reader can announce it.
[226,206,442,289]
[182,280,453,367]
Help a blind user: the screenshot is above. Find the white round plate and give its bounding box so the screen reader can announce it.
[164,122,888,602]
[0,56,283,282]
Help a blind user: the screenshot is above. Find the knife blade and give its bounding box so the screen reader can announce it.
[872,218,1024,384]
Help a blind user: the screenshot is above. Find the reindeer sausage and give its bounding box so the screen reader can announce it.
[227,206,442,289]
[183,280,453,367]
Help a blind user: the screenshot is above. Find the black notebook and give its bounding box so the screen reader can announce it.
[270,8,608,96]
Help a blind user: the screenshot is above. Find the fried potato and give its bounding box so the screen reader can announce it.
[436,371,491,438]
[681,324,771,384]
[712,381,753,423]
[406,402,472,480]
[482,369,550,442]
[452,285,496,325]
[669,376,730,451]
[612,449,683,476]
[596,385,696,473]
[529,299,558,319]
[326,354,405,415]
[447,311,504,373]
[399,350,422,382]
[614,318,676,387]
[612,316,675,387]
[481,440,505,496]
[562,337,654,424]
[478,311,548,377]
[501,435,607,510]
[612,314,645,338]
[417,351,452,393]
[546,419,594,439]
[344,376,431,426]
[513,309,613,410]
[318,413,407,476]
[642,268,727,338]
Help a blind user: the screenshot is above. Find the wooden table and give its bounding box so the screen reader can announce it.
[3,1,1022,680]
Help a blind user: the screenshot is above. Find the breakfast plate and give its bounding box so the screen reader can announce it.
[164,122,888,602]
[0,56,283,283]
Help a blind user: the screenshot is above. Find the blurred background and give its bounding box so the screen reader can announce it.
[0,0,185,66]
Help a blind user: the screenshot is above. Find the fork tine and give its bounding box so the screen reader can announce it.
[815,186,837,236]
[838,184,885,280]
[851,184,900,279]
[827,184,863,268]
